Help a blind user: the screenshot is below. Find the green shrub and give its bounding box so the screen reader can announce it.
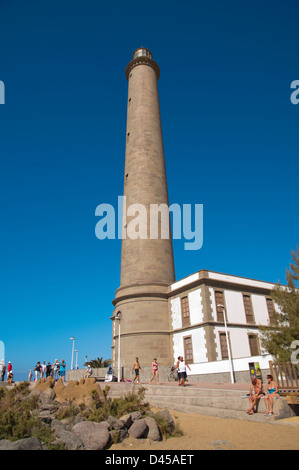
[153,413,183,440]
[0,383,63,449]
[86,386,150,422]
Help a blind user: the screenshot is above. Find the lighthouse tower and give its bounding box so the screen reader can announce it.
[112,48,175,378]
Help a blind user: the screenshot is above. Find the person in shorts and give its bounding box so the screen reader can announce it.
[132,357,143,384]
[177,356,191,387]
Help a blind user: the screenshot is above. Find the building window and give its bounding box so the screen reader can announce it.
[266,298,276,325]
[181,296,190,327]
[243,295,254,324]
[219,332,229,360]
[215,291,225,322]
[183,336,193,363]
[248,334,260,356]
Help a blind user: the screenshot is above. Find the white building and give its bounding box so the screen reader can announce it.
[169,269,276,382]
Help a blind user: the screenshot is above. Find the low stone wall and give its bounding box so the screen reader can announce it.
[66,368,108,382]
[66,366,271,385]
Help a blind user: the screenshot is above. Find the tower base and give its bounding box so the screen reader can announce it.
[112,282,173,370]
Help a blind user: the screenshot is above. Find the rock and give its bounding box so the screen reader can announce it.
[38,410,54,424]
[100,420,111,430]
[0,437,43,450]
[51,419,66,433]
[29,389,42,399]
[130,411,142,422]
[39,403,58,412]
[128,419,148,439]
[144,417,162,441]
[119,413,133,428]
[40,388,56,403]
[110,427,128,443]
[72,415,85,426]
[108,416,125,430]
[72,421,111,450]
[54,428,84,450]
[157,409,174,431]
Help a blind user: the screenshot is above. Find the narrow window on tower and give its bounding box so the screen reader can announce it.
[243,295,255,324]
[181,296,190,327]
[183,336,193,363]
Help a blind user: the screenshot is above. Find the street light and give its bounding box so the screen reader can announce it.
[74,349,78,369]
[115,311,122,382]
[217,304,234,384]
[70,336,75,370]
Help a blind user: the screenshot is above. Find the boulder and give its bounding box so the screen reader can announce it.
[0,437,43,450]
[72,421,111,450]
[130,411,142,422]
[108,416,125,430]
[110,427,128,443]
[99,420,110,430]
[39,388,56,404]
[53,428,84,450]
[119,413,133,428]
[157,409,174,431]
[128,419,148,439]
[144,417,162,441]
[51,419,66,433]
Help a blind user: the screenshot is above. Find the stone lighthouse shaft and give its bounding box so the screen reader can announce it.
[112,48,175,379]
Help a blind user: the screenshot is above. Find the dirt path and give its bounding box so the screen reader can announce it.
[110,409,299,451]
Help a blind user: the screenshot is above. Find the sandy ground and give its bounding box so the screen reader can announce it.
[31,378,299,450]
[110,409,299,451]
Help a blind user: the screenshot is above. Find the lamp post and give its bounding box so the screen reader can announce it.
[70,336,75,370]
[115,311,122,382]
[74,350,78,369]
[217,304,234,384]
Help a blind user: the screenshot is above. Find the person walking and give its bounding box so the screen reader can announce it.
[175,356,182,385]
[41,361,46,378]
[59,359,66,382]
[7,361,12,374]
[177,356,191,387]
[1,361,6,381]
[149,358,159,385]
[0,360,4,382]
[34,362,42,381]
[28,370,33,382]
[132,357,143,384]
[53,359,60,381]
[46,362,52,378]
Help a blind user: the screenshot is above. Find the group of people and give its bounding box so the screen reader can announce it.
[131,356,191,386]
[29,359,66,382]
[247,374,280,416]
[0,360,13,384]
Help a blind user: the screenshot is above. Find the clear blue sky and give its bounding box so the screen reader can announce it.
[0,0,298,381]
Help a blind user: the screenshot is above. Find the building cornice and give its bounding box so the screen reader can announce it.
[168,269,279,298]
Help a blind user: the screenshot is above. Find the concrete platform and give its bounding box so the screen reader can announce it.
[96,381,297,422]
